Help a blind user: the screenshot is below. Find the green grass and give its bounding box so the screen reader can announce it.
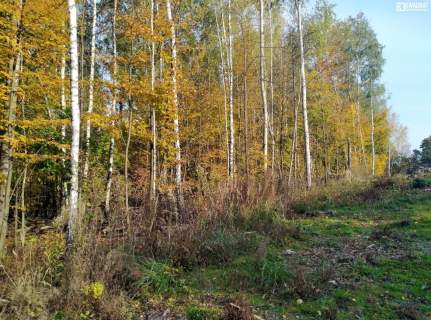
[185,304,220,320]
[135,179,431,319]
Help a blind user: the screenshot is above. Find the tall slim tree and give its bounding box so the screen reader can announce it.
[105,0,118,213]
[67,0,81,247]
[259,0,269,173]
[83,0,97,181]
[269,0,275,176]
[214,5,230,177]
[226,0,235,179]
[166,0,184,217]
[150,0,157,204]
[370,83,375,176]
[0,0,24,254]
[296,0,312,189]
[60,50,69,214]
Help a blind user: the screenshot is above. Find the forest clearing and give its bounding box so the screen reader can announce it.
[0,0,430,318]
[1,176,431,319]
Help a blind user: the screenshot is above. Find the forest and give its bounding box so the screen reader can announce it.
[0,0,430,319]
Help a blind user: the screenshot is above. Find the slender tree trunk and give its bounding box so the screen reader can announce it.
[259,0,269,173]
[20,156,27,247]
[105,138,115,212]
[278,46,285,182]
[370,97,375,177]
[83,0,97,181]
[105,0,118,214]
[124,106,132,228]
[19,102,28,247]
[347,138,352,179]
[387,145,391,177]
[356,67,366,168]
[0,57,20,254]
[242,26,249,189]
[215,7,230,178]
[79,3,85,113]
[296,0,312,189]
[67,0,81,247]
[166,0,184,218]
[288,67,298,187]
[60,52,69,213]
[150,0,157,204]
[269,1,275,178]
[369,82,375,177]
[227,0,235,180]
[0,0,24,254]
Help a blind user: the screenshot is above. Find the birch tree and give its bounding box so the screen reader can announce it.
[60,51,69,212]
[150,0,157,203]
[227,0,235,179]
[296,0,312,189]
[83,0,97,181]
[105,0,118,213]
[370,87,375,176]
[166,0,184,217]
[259,0,269,173]
[214,2,230,178]
[67,0,81,247]
[0,0,24,254]
[269,1,275,176]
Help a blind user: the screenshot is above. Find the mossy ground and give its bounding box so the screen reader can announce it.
[131,179,431,319]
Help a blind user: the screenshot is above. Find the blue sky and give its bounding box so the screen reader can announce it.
[327,0,431,150]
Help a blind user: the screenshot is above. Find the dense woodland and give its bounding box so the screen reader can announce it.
[0,0,423,319]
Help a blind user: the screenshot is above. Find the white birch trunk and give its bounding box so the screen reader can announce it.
[61,53,67,154]
[67,0,81,246]
[269,2,275,177]
[215,7,230,178]
[124,106,132,227]
[83,0,97,181]
[227,0,235,179]
[259,0,269,173]
[288,71,298,187]
[356,67,366,167]
[370,92,375,177]
[166,0,184,216]
[60,51,69,213]
[150,0,157,202]
[20,163,27,247]
[105,0,118,213]
[296,0,312,189]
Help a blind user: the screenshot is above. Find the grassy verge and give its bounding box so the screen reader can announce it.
[134,178,431,319]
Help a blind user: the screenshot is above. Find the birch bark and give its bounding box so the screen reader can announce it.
[259,0,269,173]
[150,0,157,202]
[296,0,312,189]
[105,0,118,213]
[67,0,81,246]
[83,0,97,181]
[166,0,184,217]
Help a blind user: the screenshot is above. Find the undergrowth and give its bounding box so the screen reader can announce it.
[1,175,431,319]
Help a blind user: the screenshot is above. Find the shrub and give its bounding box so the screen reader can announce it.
[198,229,261,265]
[81,281,104,300]
[412,177,431,189]
[230,250,291,296]
[40,232,65,283]
[99,292,140,320]
[3,271,52,320]
[186,305,220,320]
[136,259,185,295]
[240,207,291,245]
